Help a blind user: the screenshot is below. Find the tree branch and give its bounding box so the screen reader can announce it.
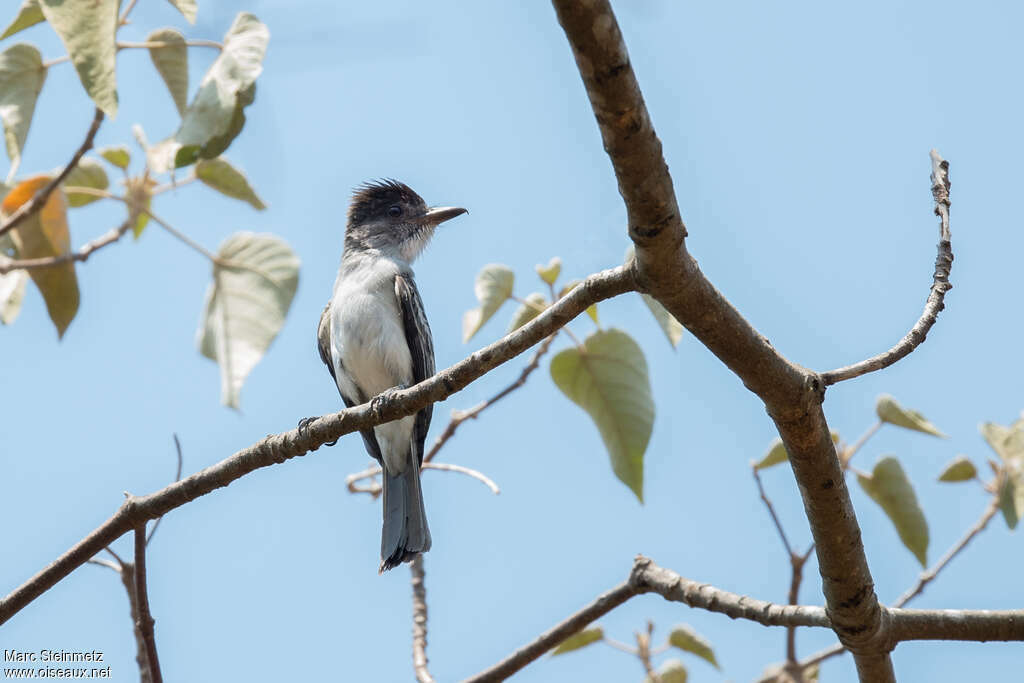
[0,216,133,275]
[0,108,105,239]
[551,1,891,678]
[0,264,634,625]
[133,525,162,683]
[410,556,434,683]
[821,150,953,385]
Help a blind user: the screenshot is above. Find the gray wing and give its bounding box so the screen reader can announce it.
[317,301,383,463]
[395,275,435,465]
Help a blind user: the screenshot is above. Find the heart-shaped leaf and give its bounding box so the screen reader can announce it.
[858,457,929,566]
[0,43,46,169]
[462,263,513,342]
[980,421,1024,464]
[1,175,78,337]
[197,232,299,408]
[550,627,603,655]
[550,328,654,501]
[149,13,268,171]
[507,292,546,333]
[39,0,118,116]
[195,156,266,210]
[876,395,946,437]
[997,469,1024,530]
[147,28,189,115]
[535,256,561,285]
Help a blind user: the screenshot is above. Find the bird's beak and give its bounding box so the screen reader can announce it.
[421,206,468,226]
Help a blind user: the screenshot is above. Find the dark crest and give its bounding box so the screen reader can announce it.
[347,179,425,226]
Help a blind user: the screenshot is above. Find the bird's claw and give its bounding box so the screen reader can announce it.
[370,384,408,418]
[297,416,338,448]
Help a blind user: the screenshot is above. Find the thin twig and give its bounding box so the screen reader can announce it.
[86,558,122,573]
[117,0,139,25]
[410,556,434,683]
[786,544,815,665]
[602,636,637,655]
[0,217,133,274]
[752,464,795,557]
[117,39,223,50]
[146,435,185,545]
[423,463,500,495]
[636,621,657,679]
[0,109,105,239]
[842,420,883,467]
[821,150,953,385]
[346,462,500,498]
[133,525,162,683]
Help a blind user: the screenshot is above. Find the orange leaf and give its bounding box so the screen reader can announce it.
[2,175,79,337]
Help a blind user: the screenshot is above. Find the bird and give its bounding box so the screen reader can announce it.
[312,179,467,572]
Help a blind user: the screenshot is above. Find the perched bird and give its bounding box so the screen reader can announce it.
[314,180,467,572]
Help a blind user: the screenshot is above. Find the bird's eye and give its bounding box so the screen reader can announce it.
[387,205,402,218]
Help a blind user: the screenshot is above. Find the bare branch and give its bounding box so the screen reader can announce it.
[410,556,433,683]
[146,435,185,545]
[0,108,105,239]
[822,150,953,385]
[133,525,162,683]
[0,217,133,274]
[752,465,795,558]
[464,581,638,683]
[0,264,634,625]
[86,558,122,573]
[423,463,500,495]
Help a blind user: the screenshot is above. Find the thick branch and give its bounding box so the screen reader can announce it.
[821,150,953,385]
[133,526,162,683]
[0,217,133,274]
[410,556,434,683]
[551,1,889,679]
[0,265,634,625]
[0,109,104,239]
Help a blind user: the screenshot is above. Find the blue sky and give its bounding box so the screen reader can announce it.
[3,1,1022,681]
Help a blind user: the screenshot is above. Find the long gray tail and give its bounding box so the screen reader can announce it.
[379,454,431,573]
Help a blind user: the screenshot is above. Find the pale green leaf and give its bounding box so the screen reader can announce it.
[39,0,118,116]
[97,145,130,169]
[997,470,1024,530]
[195,156,266,209]
[550,328,653,501]
[124,177,154,238]
[167,0,197,24]
[646,659,688,683]
[198,232,299,408]
[149,13,268,171]
[508,292,546,333]
[642,293,683,348]
[980,421,1024,464]
[1,0,44,41]
[0,231,27,324]
[668,624,719,669]
[0,43,45,168]
[558,278,598,325]
[62,158,108,207]
[2,175,77,337]
[937,456,977,483]
[875,394,946,437]
[858,457,929,566]
[535,256,561,285]
[755,438,789,470]
[147,28,188,115]
[550,627,603,655]
[462,263,513,342]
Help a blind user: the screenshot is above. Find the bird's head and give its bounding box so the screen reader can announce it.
[344,179,467,262]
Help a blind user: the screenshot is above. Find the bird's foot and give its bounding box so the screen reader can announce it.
[297,416,338,447]
[370,384,409,419]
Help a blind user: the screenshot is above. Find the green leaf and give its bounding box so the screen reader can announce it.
[755,439,789,470]
[62,158,108,207]
[147,28,188,115]
[642,293,683,348]
[508,292,546,333]
[550,328,654,501]
[980,421,1024,464]
[39,0,118,116]
[197,232,299,408]
[535,256,561,285]
[166,0,197,24]
[997,470,1024,530]
[195,157,266,210]
[0,43,45,169]
[875,394,946,437]
[462,263,513,342]
[858,457,929,566]
[2,175,78,337]
[668,624,719,669]
[1,0,44,41]
[558,278,598,325]
[646,660,688,683]
[124,176,154,238]
[550,627,603,655]
[97,145,130,169]
[0,232,27,324]
[937,456,977,483]
[149,13,268,171]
